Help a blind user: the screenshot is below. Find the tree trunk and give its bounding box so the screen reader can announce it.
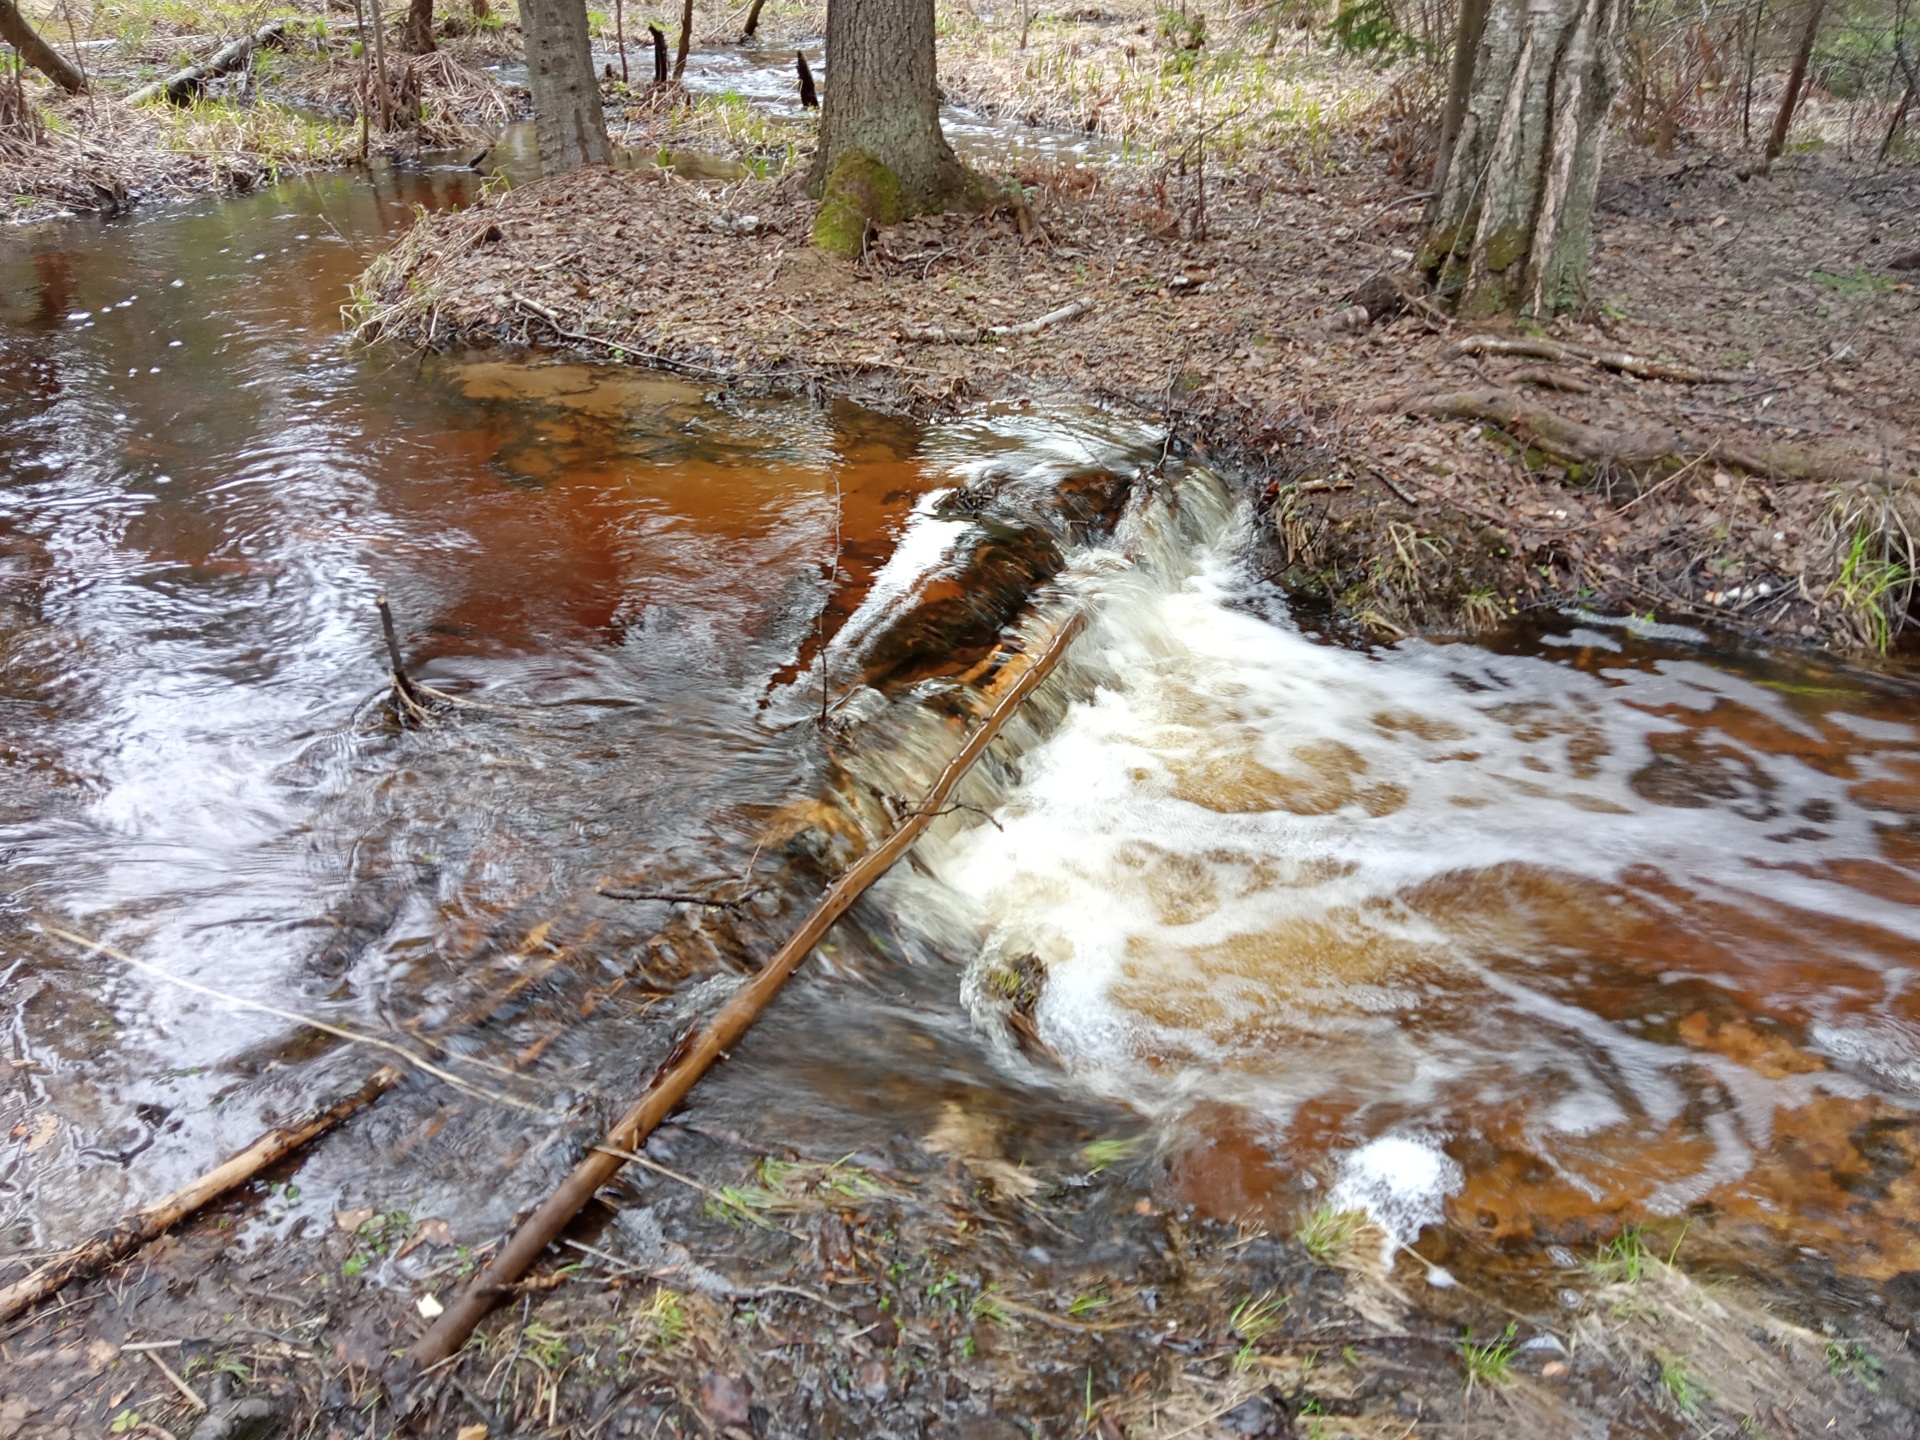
[805,0,964,209]
[0,0,87,93]
[741,0,767,38]
[403,0,436,51]
[672,0,692,77]
[1764,0,1826,162]
[1428,0,1489,206]
[1420,0,1629,317]
[517,0,610,170]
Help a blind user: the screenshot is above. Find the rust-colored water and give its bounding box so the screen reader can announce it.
[4,165,1918,1327]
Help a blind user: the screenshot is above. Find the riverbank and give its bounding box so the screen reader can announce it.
[0,0,523,220]
[7,1103,1917,1439]
[354,137,1920,654]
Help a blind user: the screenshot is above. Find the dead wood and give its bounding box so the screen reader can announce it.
[796,50,817,109]
[0,0,86,93]
[740,0,767,37]
[1373,386,1882,484]
[899,294,1094,344]
[127,21,288,107]
[672,0,693,79]
[1449,334,1751,384]
[0,1067,401,1323]
[403,608,1090,1373]
[376,592,433,725]
[1509,365,1592,392]
[648,23,668,84]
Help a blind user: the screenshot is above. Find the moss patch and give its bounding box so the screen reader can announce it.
[812,150,904,257]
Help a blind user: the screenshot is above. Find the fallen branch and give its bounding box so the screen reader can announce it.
[127,20,287,107]
[1370,387,1880,484]
[0,0,87,92]
[1449,335,1752,385]
[899,294,1095,345]
[0,1067,401,1323]
[404,608,1091,1373]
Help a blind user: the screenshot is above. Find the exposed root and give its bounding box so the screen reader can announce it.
[1373,386,1897,486]
[1449,333,1755,384]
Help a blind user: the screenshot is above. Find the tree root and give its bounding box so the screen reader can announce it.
[1449,335,1753,385]
[1370,386,1893,485]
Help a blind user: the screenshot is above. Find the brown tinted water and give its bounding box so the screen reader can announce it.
[3,166,1919,1328]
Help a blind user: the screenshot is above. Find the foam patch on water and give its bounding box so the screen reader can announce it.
[1328,1136,1463,1248]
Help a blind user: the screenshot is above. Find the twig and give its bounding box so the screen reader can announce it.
[897,294,1096,344]
[1449,335,1752,385]
[594,888,755,909]
[590,1145,794,1234]
[36,925,537,1110]
[144,1349,207,1413]
[0,1068,403,1324]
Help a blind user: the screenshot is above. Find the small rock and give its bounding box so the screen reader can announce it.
[1541,1360,1569,1379]
[1326,303,1371,333]
[1221,1394,1285,1435]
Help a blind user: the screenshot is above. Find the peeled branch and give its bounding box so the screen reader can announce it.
[0,0,88,92]
[0,1067,401,1323]
[899,295,1095,345]
[1449,335,1753,385]
[127,20,287,106]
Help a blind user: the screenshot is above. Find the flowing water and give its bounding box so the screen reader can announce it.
[3,158,1919,1323]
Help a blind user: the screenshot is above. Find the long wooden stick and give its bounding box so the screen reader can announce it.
[406,608,1089,1371]
[0,1066,401,1323]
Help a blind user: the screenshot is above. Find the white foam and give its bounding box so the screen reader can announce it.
[1328,1135,1463,1248]
[883,469,1920,1227]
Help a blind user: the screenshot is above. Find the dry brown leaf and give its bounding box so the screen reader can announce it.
[18,1114,57,1152]
[396,1215,455,1257]
[333,1206,375,1233]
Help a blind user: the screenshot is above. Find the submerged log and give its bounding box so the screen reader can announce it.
[0,1067,401,1323]
[404,607,1090,1374]
[126,20,287,106]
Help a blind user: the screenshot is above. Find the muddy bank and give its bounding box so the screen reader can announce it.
[8,1088,1919,1440]
[352,138,1919,656]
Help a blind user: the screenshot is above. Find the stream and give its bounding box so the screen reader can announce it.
[4,134,1919,1329]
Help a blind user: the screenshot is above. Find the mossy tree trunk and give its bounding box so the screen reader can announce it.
[805,0,964,209]
[519,0,610,170]
[1420,0,1628,317]
[0,0,87,92]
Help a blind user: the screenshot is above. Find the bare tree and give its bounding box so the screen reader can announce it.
[0,0,87,92]
[805,0,965,211]
[1764,0,1827,162]
[519,0,610,169]
[1421,0,1629,316]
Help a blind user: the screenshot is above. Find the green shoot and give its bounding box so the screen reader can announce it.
[1459,1322,1518,1394]
[1295,1204,1368,1263]
[1657,1352,1709,1418]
